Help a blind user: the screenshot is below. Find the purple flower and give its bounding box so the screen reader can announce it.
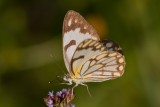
[44,88,75,107]
[48,99,53,105]
[48,91,54,96]
[56,91,62,97]
[62,89,67,93]
[44,97,54,107]
[70,104,75,107]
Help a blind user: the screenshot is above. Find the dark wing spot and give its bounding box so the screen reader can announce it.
[100,39,123,55]
[64,40,76,52]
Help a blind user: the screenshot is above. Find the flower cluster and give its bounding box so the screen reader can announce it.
[44,88,75,107]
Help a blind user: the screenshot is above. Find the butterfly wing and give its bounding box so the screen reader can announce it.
[63,10,100,75]
[100,39,123,54]
[71,39,125,82]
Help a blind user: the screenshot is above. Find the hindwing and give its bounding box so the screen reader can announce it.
[71,39,125,82]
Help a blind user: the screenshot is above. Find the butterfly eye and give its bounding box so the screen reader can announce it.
[63,75,67,81]
[64,74,69,80]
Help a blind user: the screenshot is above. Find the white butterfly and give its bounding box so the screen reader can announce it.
[62,10,125,90]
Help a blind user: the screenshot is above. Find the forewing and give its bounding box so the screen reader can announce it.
[63,10,100,72]
[71,39,125,82]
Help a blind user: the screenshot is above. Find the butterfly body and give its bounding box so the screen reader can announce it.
[62,10,125,87]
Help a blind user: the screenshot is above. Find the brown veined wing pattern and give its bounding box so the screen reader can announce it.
[70,39,125,83]
[62,10,125,89]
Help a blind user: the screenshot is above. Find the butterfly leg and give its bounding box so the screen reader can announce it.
[60,82,72,85]
[72,83,78,89]
[77,73,92,96]
[81,83,92,97]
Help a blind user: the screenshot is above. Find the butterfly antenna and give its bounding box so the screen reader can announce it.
[48,75,64,86]
[48,80,60,85]
[49,80,54,84]
[57,76,64,82]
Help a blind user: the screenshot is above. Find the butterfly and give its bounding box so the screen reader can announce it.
[62,10,125,91]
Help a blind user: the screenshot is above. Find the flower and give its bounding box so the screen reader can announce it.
[70,104,75,107]
[44,88,75,107]
[48,91,54,96]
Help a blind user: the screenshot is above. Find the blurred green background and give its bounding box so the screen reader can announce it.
[0,0,160,107]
